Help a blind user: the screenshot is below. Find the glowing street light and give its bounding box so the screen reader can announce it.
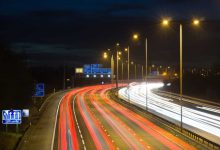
[162,17,202,132]
[125,33,139,83]
[103,49,114,84]
[133,34,139,40]
[162,72,167,76]
[103,52,108,59]
[116,43,120,89]
[193,19,200,26]
[162,19,169,26]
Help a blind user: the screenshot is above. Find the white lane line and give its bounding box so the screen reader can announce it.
[51,94,66,150]
[73,95,87,150]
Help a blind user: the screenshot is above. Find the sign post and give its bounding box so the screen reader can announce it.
[16,124,19,133]
[34,83,45,97]
[83,64,112,76]
[2,109,30,133]
[2,110,22,124]
[2,110,22,132]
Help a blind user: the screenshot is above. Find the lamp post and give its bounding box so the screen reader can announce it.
[125,34,139,82]
[122,61,124,81]
[125,47,131,103]
[125,47,130,82]
[103,49,114,84]
[145,37,148,110]
[111,54,114,84]
[131,61,134,79]
[116,43,120,89]
[162,18,200,132]
[125,34,139,103]
[135,64,137,80]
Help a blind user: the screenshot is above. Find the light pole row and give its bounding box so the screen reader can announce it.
[103,34,140,88]
[162,18,200,132]
[102,18,201,133]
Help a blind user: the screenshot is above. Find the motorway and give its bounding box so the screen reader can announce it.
[118,82,220,145]
[17,91,68,150]
[52,84,206,150]
[17,84,213,149]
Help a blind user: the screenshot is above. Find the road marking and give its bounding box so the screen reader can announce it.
[39,92,56,112]
[51,94,66,150]
[73,95,87,150]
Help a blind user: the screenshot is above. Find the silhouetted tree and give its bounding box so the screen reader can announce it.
[0,42,33,109]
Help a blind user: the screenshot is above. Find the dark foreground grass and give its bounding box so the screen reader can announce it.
[0,132,22,150]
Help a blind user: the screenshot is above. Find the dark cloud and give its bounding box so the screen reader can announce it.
[0,0,220,66]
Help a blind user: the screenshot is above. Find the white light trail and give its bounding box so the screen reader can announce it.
[118,82,220,143]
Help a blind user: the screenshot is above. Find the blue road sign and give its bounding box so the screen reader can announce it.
[34,83,45,97]
[83,64,111,75]
[2,110,22,124]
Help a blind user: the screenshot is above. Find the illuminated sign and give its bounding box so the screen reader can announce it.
[83,64,111,75]
[34,83,45,97]
[75,68,83,73]
[22,109,29,117]
[2,110,22,124]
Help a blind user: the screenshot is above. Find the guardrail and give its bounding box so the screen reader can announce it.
[154,90,220,107]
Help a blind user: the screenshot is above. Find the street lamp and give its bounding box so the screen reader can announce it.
[125,34,140,82]
[130,61,137,79]
[116,43,120,89]
[145,36,148,111]
[135,64,137,80]
[162,19,169,26]
[122,34,140,103]
[142,65,144,80]
[103,52,108,59]
[162,18,201,132]
[121,61,124,81]
[124,47,130,82]
[133,34,139,40]
[132,33,148,110]
[117,51,124,81]
[193,19,200,26]
[103,50,114,84]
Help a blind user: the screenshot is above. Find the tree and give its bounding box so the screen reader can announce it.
[0,42,33,109]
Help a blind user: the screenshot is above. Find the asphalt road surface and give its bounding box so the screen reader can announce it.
[118,82,220,145]
[18,84,209,150]
[53,84,200,150]
[17,91,68,150]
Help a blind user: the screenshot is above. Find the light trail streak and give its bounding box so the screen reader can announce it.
[99,86,195,149]
[57,89,84,150]
[155,90,220,110]
[88,89,151,150]
[118,82,220,144]
[76,89,116,150]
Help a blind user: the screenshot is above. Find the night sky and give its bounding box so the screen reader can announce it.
[1,0,220,67]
